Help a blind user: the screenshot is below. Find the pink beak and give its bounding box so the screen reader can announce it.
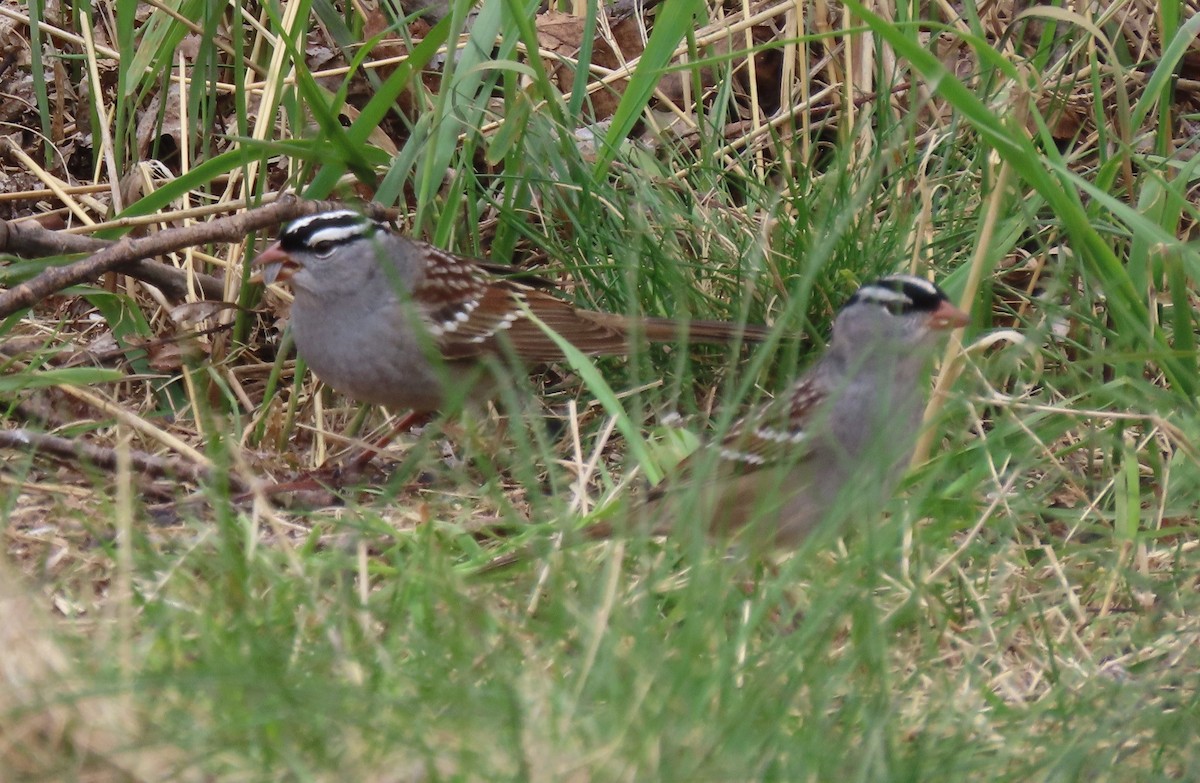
[249,241,298,286]
[928,299,971,330]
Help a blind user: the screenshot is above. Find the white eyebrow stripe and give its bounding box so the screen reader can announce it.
[881,274,940,296]
[285,210,363,232]
[304,224,372,245]
[856,285,913,304]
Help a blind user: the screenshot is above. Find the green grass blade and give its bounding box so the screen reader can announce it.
[594,0,708,175]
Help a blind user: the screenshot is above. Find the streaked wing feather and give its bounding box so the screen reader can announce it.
[500,293,630,359]
[711,376,827,472]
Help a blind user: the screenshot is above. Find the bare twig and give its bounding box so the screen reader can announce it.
[0,427,252,494]
[0,198,388,318]
[0,217,226,300]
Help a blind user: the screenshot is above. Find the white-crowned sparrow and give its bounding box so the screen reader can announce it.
[639,274,969,547]
[253,209,769,413]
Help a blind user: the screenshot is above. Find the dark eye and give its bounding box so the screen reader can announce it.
[312,240,336,258]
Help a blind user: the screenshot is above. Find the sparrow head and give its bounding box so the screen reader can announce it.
[834,274,969,355]
[846,274,968,326]
[251,210,388,290]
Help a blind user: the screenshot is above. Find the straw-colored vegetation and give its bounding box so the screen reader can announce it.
[1,0,1198,779]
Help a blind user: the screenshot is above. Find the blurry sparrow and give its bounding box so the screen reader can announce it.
[641,274,969,546]
[254,209,769,413]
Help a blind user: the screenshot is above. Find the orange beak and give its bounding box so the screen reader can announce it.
[928,300,970,330]
[249,242,298,286]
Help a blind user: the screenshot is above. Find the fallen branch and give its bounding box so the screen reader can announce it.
[0,197,387,319]
[0,427,252,494]
[0,212,232,301]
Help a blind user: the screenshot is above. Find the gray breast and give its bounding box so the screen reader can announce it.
[289,290,450,411]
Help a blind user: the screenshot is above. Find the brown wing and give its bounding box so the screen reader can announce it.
[411,243,766,361]
[416,278,635,361]
[695,376,827,475]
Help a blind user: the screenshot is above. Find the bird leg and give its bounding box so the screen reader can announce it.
[346,410,435,470]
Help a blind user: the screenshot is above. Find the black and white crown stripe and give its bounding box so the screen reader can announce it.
[847,274,950,316]
[279,210,385,253]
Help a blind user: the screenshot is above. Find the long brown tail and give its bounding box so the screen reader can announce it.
[638,316,772,343]
[580,310,773,345]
